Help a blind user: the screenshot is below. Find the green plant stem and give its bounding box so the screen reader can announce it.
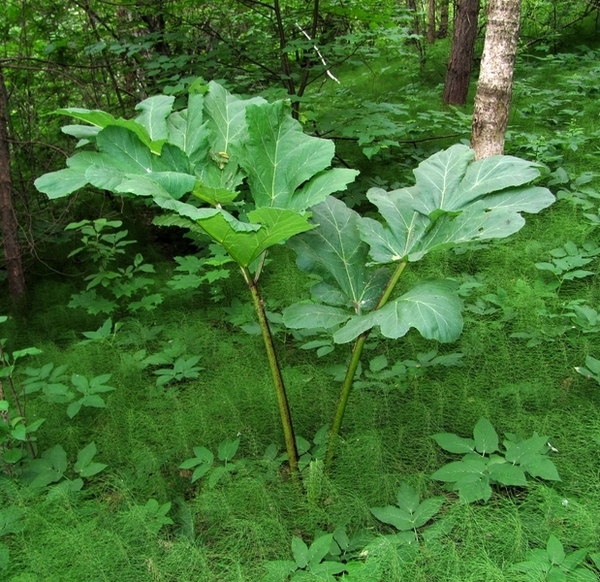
[241,266,300,478]
[326,261,408,468]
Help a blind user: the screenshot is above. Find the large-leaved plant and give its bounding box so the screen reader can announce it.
[35,80,358,476]
[35,81,555,476]
[282,145,555,463]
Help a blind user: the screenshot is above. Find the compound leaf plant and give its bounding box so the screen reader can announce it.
[36,80,555,478]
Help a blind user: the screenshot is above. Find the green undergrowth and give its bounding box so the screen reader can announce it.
[2,38,600,582]
[3,217,600,579]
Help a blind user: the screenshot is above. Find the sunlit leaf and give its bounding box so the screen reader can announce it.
[238,101,356,210]
[166,93,210,163]
[197,81,265,191]
[96,126,158,173]
[358,145,555,264]
[33,169,89,199]
[55,107,163,153]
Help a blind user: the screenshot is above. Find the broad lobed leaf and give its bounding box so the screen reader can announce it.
[197,207,314,267]
[359,144,555,264]
[37,82,352,268]
[288,196,388,312]
[333,280,463,344]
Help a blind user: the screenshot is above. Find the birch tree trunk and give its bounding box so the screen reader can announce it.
[0,66,26,300]
[471,0,522,159]
[442,0,480,105]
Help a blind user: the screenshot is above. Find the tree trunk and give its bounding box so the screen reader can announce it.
[471,0,522,159]
[0,66,26,300]
[428,0,436,43]
[406,0,421,36]
[438,0,449,38]
[442,0,480,105]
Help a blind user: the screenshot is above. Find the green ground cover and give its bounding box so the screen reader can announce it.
[1,40,600,582]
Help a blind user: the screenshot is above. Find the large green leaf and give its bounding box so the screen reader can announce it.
[238,101,356,210]
[61,124,101,142]
[166,93,209,163]
[288,196,388,312]
[357,188,430,263]
[292,168,359,212]
[197,81,265,191]
[96,126,159,173]
[64,150,131,192]
[333,280,463,344]
[34,168,89,199]
[411,145,541,213]
[160,143,193,174]
[116,172,196,200]
[197,207,314,267]
[358,145,555,264]
[55,107,163,153]
[204,81,265,153]
[282,303,352,330]
[135,95,175,141]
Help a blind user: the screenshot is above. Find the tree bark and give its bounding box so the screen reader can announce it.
[428,0,436,43]
[442,0,480,105]
[406,0,421,36]
[437,0,449,38]
[471,0,522,159]
[0,66,26,300]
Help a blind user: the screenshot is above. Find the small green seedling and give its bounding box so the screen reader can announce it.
[179,437,242,488]
[370,482,445,544]
[511,535,597,581]
[153,355,203,388]
[431,418,560,503]
[21,441,106,491]
[65,220,162,316]
[141,499,174,535]
[21,363,71,403]
[67,373,115,418]
[535,241,600,291]
[263,532,350,582]
[559,301,600,334]
[168,248,233,303]
[134,340,203,388]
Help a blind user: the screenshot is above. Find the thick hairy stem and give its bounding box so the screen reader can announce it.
[241,266,299,477]
[326,261,407,468]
